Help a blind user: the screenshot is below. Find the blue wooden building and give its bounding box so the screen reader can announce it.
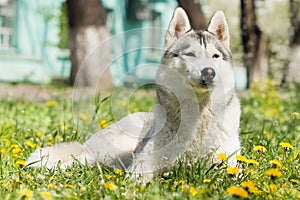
[0,0,177,84]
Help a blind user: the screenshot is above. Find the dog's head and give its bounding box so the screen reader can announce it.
[160,8,235,95]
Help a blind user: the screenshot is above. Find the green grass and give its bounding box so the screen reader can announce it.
[0,82,299,199]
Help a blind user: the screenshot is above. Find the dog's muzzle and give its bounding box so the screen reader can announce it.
[200,67,215,86]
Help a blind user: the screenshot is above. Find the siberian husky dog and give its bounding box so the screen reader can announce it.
[26,8,241,175]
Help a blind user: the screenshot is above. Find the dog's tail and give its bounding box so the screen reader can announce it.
[26,142,94,169]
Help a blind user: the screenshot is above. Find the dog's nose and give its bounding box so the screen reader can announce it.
[201,67,215,81]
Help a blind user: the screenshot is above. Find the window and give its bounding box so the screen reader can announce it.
[0,0,15,50]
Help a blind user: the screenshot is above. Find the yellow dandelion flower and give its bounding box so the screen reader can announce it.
[113,168,123,176]
[290,179,299,184]
[99,119,108,129]
[181,184,189,192]
[46,101,57,107]
[119,100,127,107]
[244,105,251,112]
[245,159,259,166]
[12,146,21,154]
[241,181,256,188]
[15,160,26,167]
[64,184,74,188]
[60,124,68,131]
[253,145,267,153]
[2,183,9,188]
[291,112,300,119]
[269,183,277,193]
[170,186,175,191]
[15,179,23,184]
[160,179,169,184]
[26,174,33,180]
[1,148,6,153]
[279,142,294,150]
[79,113,89,121]
[263,131,272,137]
[0,138,8,143]
[226,167,239,175]
[279,117,285,123]
[241,181,261,195]
[105,181,114,191]
[105,174,113,179]
[40,191,53,199]
[80,186,87,193]
[236,155,247,162]
[227,186,249,198]
[48,182,56,189]
[248,186,261,196]
[176,180,186,185]
[264,168,282,178]
[202,178,211,184]
[218,153,227,161]
[269,160,282,168]
[26,141,35,148]
[0,138,9,146]
[55,135,62,141]
[189,186,198,197]
[19,189,33,199]
[36,131,42,137]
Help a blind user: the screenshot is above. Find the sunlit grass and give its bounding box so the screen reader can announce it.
[0,83,299,199]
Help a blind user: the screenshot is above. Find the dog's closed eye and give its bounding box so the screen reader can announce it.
[183,52,195,57]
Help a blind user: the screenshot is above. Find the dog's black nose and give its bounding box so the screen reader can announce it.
[201,67,215,81]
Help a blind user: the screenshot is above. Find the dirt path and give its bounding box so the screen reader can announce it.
[0,83,74,101]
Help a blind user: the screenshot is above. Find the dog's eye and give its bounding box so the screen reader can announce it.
[183,52,195,57]
[172,53,179,57]
[212,54,220,59]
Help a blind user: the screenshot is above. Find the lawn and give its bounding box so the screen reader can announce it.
[0,81,299,199]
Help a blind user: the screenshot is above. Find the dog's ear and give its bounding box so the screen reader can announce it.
[207,10,230,49]
[164,7,191,48]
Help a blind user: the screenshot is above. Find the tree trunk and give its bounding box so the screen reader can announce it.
[67,0,112,89]
[177,0,206,30]
[282,0,300,86]
[240,0,268,88]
